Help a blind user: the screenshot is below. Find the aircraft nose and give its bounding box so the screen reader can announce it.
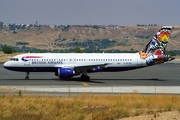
[3,61,11,68]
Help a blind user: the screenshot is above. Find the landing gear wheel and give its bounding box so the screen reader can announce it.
[85,76,90,81]
[81,74,90,81]
[25,72,30,80]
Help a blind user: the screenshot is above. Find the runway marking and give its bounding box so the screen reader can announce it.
[155,87,178,94]
[82,83,89,86]
[138,86,178,94]
[87,83,179,94]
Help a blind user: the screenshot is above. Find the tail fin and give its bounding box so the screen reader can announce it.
[139,26,175,65]
[144,26,172,55]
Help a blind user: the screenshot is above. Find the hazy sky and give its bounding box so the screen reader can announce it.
[1,0,180,26]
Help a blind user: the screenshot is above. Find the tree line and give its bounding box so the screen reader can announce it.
[1,44,179,55]
[0,44,137,54]
[16,42,29,45]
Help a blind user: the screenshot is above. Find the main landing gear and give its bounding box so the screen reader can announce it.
[81,71,90,81]
[25,72,29,80]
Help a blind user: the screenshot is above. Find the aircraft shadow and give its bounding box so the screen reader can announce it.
[56,78,104,83]
[1,78,104,83]
[90,78,166,81]
[1,78,165,81]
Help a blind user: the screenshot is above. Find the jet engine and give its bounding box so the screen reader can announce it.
[58,68,75,79]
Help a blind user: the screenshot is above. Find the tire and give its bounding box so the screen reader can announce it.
[81,75,90,81]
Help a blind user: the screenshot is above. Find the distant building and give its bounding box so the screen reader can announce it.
[49,25,55,28]
[35,21,38,25]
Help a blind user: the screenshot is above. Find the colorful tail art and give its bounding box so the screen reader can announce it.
[139,26,175,65]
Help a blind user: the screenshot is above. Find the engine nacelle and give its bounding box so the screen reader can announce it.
[58,68,75,79]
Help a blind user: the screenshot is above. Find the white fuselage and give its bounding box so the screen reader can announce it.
[3,53,147,73]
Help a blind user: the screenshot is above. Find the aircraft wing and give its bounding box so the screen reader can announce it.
[74,63,110,70]
[55,63,111,71]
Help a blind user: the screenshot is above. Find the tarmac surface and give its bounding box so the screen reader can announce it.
[0,63,180,95]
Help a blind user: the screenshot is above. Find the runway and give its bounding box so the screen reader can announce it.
[1,63,180,86]
[1,63,180,95]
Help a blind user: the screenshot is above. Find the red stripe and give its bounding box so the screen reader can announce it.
[24,56,43,58]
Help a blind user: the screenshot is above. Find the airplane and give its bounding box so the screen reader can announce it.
[3,26,175,80]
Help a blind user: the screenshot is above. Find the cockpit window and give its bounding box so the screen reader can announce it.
[10,58,19,61]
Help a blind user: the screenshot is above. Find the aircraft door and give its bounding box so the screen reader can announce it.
[24,56,30,65]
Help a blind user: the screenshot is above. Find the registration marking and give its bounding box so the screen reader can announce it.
[82,83,89,86]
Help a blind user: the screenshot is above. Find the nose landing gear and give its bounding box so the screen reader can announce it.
[25,72,29,80]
